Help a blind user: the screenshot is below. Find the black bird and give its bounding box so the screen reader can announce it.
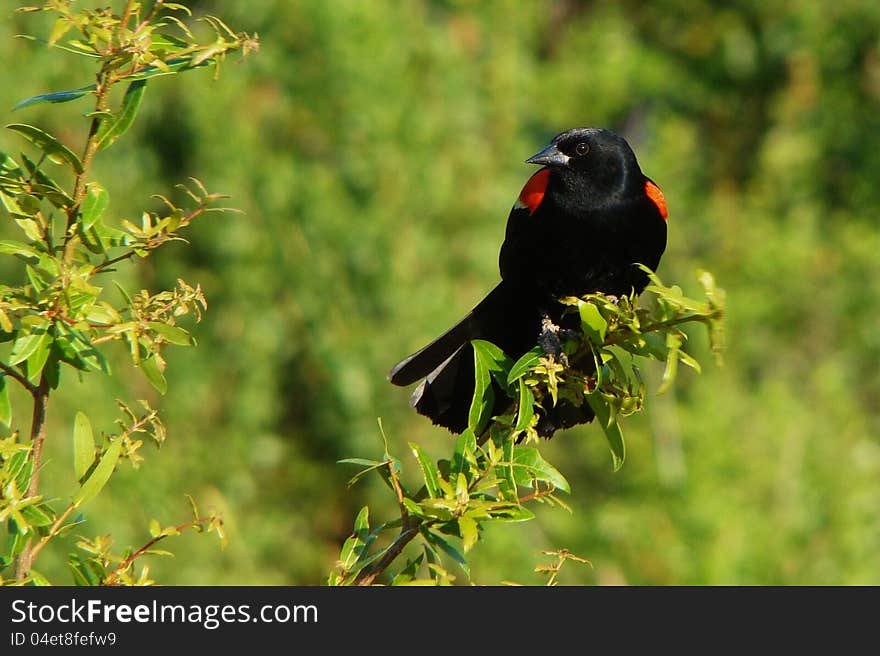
[389,128,668,436]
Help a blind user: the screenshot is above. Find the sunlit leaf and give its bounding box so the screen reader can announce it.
[585,393,625,472]
[13,85,94,111]
[0,375,10,427]
[139,354,167,394]
[73,411,95,482]
[6,123,84,173]
[72,438,122,506]
[512,447,571,493]
[409,442,441,498]
[79,183,108,231]
[507,346,543,386]
[96,80,147,149]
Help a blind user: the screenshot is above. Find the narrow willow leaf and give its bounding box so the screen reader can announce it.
[579,301,608,344]
[79,183,108,231]
[0,240,40,261]
[0,375,10,427]
[585,393,625,472]
[6,123,84,173]
[390,554,424,585]
[73,411,95,482]
[13,85,94,111]
[25,331,52,383]
[96,80,146,149]
[515,379,534,432]
[337,506,369,572]
[472,339,514,386]
[146,321,194,346]
[450,429,476,478]
[9,323,50,365]
[139,355,167,394]
[422,528,469,577]
[468,344,494,435]
[72,438,122,506]
[21,504,53,527]
[507,346,543,386]
[512,447,571,493]
[458,516,479,553]
[658,332,683,394]
[409,442,441,498]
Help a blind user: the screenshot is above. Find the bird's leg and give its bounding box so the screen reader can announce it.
[538,311,570,367]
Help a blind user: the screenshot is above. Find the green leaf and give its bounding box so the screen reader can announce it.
[422,528,469,577]
[585,393,626,472]
[21,504,53,527]
[9,323,50,366]
[13,85,93,111]
[458,516,479,553]
[79,183,108,231]
[10,451,33,492]
[147,321,194,346]
[337,457,383,468]
[468,344,494,435]
[139,355,167,394]
[96,80,146,150]
[0,375,10,428]
[579,301,608,344]
[336,506,370,574]
[486,503,535,522]
[507,346,543,386]
[494,435,517,501]
[73,411,95,482]
[515,379,534,432]
[72,437,122,507]
[409,442,441,498]
[6,124,84,173]
[472,339,514,386]
[25,331,52,383]
[450,429,476,479]
[21,154,74,208]
[512,447,571,493]
[0,240,40,262]
[391,554,424,585]
[658,332,683,394]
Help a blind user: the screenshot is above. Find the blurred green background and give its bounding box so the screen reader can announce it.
[2,0,880,585]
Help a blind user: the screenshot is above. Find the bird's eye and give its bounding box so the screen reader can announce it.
[575,142,590,156]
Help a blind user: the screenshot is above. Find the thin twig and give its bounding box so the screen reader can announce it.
[602,312,720,347]
[25,503,78,566]
[103,517,214,585]
[13,374,50,580]
[352,456,419,586]
[352,523,422,587]
[0,361,37,394]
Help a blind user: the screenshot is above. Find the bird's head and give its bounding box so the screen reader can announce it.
[526,127,644,204]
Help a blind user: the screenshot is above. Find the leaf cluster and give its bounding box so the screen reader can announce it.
[332,270,725,584]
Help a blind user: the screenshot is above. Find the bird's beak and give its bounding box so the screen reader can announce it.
[526,143,569,167]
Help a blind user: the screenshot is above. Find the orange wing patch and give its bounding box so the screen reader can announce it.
[514,168,550,215]
[645,179,668,221]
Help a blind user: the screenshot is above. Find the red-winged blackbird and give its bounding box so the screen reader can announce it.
[389,128,668,436]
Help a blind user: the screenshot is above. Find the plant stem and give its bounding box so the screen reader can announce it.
[62,75,113,264]
[13,374,50,581]
[0,362,37,394]
[353,523,422,586]
[103,517,213,585]
[602,311,721,347]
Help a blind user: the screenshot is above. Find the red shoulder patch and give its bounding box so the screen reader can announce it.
[515,168,550,215]
[645,179,668,221]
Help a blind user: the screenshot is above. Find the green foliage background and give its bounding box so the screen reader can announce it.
[1,0,879,584]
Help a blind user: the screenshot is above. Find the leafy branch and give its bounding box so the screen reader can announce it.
[0,0,256,585]
[331,269,725,585]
